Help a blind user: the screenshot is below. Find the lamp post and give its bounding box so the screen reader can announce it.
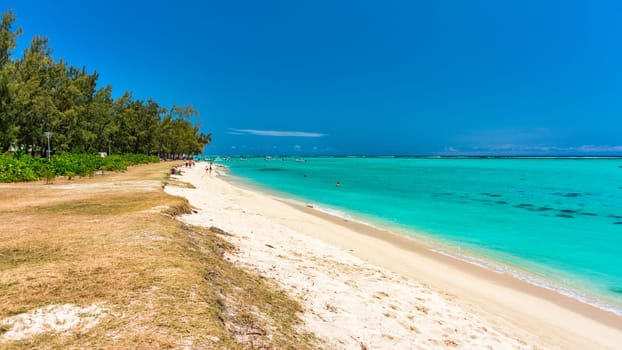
[44,131,53,160]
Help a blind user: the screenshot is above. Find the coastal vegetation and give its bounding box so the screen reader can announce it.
[0,153,159,182]
[0,8,318,348]
[0,10,211,159]
[0,162,318,348]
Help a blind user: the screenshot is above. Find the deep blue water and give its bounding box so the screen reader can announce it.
[208,156,622,313]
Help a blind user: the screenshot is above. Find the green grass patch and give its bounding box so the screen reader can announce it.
[0,245,62,271]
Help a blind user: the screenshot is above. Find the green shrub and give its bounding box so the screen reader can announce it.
[0,157,39,182]
[0,154,160,182]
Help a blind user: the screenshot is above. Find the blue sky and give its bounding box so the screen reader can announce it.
[3,0,622,155]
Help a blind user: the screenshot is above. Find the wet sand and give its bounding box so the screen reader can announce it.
[167,163,622,349]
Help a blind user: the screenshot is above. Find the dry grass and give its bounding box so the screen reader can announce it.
[163,177,197,189]
[0,162,319,349]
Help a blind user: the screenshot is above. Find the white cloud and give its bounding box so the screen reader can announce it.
[576,145,622,153]
[459,128,553,146]
[457,144,622,154]
[229,128,327,137]
[472,144,558,152]
[452,128,622,154]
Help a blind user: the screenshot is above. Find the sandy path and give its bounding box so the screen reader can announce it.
[165,163,622,349]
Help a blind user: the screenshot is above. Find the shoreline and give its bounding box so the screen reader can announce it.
[173,163,622,348]
[284,199,622,325]
[293,200,622,319]
[226,168,622,318]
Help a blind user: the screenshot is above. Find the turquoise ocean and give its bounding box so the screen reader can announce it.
[207,156,622,314]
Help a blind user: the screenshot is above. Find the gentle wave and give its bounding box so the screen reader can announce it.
[279,190,622,317]
[303,197,622,317]
[429,248,622,317]
[217,156,622,317]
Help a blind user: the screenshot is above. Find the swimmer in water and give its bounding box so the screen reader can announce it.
[336,182,341,187]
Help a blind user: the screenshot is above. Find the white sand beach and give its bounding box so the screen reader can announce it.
[165,163,622,349]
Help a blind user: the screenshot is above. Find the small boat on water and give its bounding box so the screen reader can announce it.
[295,158,306,162]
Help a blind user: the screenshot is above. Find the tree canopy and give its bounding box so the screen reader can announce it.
[0,9,211,158]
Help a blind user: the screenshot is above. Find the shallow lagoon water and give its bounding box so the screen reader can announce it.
[214,157,622,313]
